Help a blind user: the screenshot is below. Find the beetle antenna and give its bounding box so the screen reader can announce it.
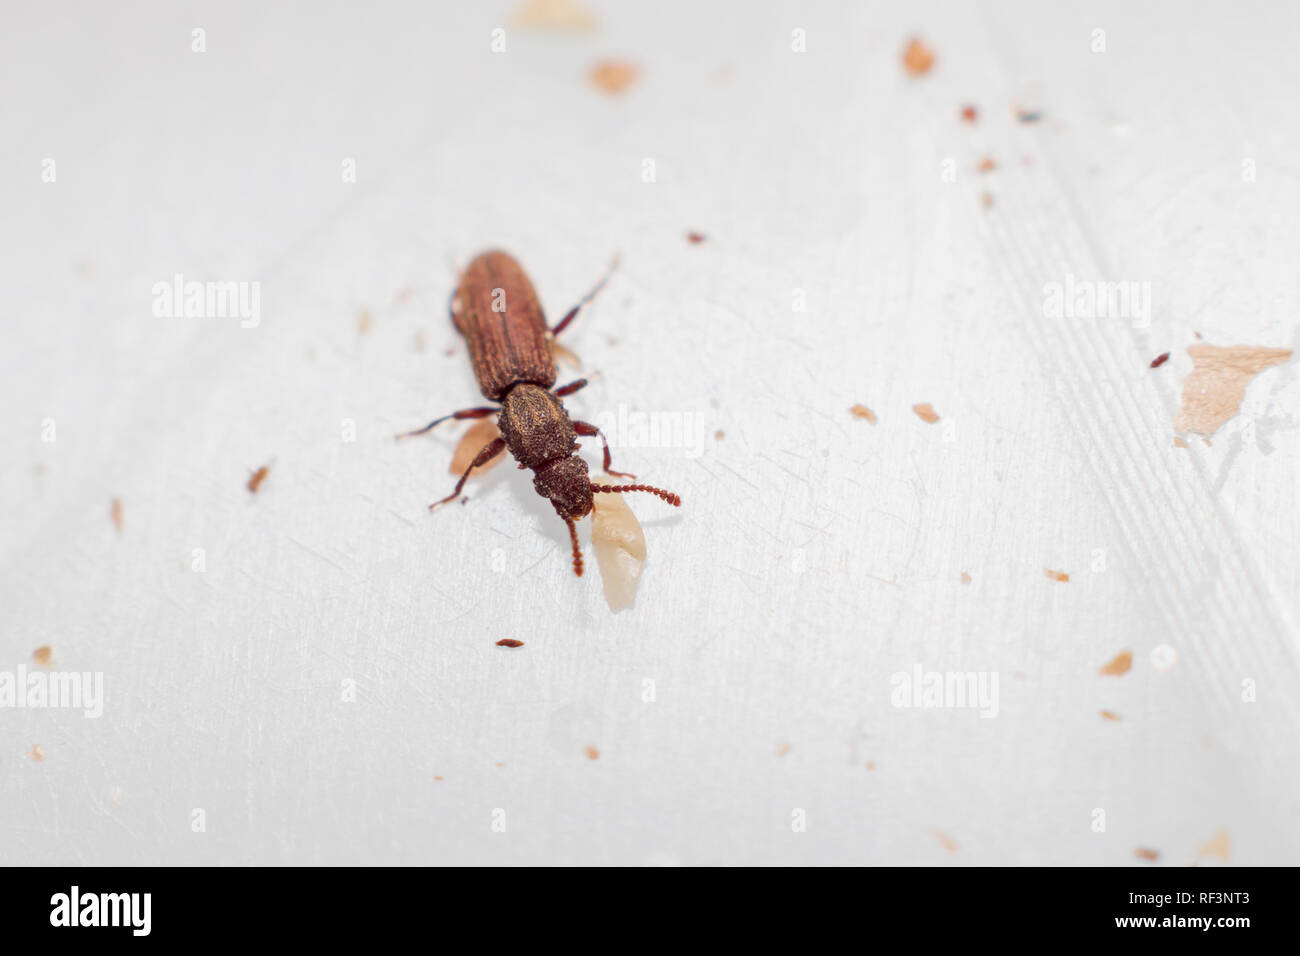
[590,483,682,507]
[565,518,584,576]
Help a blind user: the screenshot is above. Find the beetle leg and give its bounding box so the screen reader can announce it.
[429,437,507,510]
[551,255,620,337]
[574,421,636,478]
[396,406,496,441]
[553,378,588,398]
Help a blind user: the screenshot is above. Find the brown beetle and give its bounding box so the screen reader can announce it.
[399,250,681,576]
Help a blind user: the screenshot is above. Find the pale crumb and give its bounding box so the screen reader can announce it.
[929,828,958,853]
[247,462,272,494]
[1098,650,1133,677]
[902,37,935,76]
[1044,568,1069,583]
[28,745,44,761]
[850,403,877,423]
[591,475,647,612]
[981,191,994,209]
[107,786,123,805]
[110,498,124,535]
[865,761,876,770]
[1099,709,1123,721]
[585,746,600,760]
[589,60,640,95]
[775,742,791,757]
[450,421,505,476]
[1175,344,1291,435]
[977,156,996,173]
[960,572,972,585]
[413,331,427,352]
[1135,847,1160,862]
[551,340,582,368]
[912,402,939,423]
[1198,829,1230,861]
[510,0,597,31]
[357,310,373,334]
[1173,436,1188,449]
[33,646,53,666]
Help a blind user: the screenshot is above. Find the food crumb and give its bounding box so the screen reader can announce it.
[551,340,582,368]
[413,331,427,352]
[1044,568,1070,583]
[902,37,935,76]
[929,828,958,853]
[912,403,939,424]
[1098,650,1133,677]
[247,462,272,494]
[110,498,124,535]
[1099,709,1123,721]
[450,421,505,476]
[1135,847,1160,862]
[510,0,598,32]
[714,429,725,440]
[1173,436,1189,449]
[686,231,707,244]
[589,59,640,95]
[585,746,600,760]
[33,646,53,666]
[981,191,995,209]
[496,639,524,648]
[960,104,978,123]
[28,745,44,761]
[107,786,123,805]
[433,776,443,781]
[357,310,374,334]
[775,742,791,757]
[960,572,972,585]
[1150,352,1170,368]
[850,403,877,423]
[865,761,876,770]
[1174,344,1292,435]
[977,156,997,173]
[1198,829,1230,861]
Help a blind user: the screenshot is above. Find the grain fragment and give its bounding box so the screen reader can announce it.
[980,191,994,209]
[977,156,996,173]
[510,0,598,32]
[551,340,582,369]
[1173,436,1189,449]
[33,646,53,666]
[28,745,44,761]
[1198,829,1230,861]
[357,310,374,334]
[902,37,935,76]
[1134,847,1160,862]
[960,572,972,585]
[960,104,978,123]
[912,403,939,423]
[686,231,707,244]
[929,828,958,852]
[110,498,124,535]
[1150,351,1170,368]
[585,746,600,760]
[589,60,640,95]
[450,421,505,475]
[1044,568,1069,583]
[496,639,524,648]
[591,475,647,612]
[1099,709,1123,721]
[1098,650,1133,677]
[1174,344,1291,435]
[775,742,791,757]
[850,403,877,423]
[247,462,272,494]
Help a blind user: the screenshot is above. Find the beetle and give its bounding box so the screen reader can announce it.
[399,250,681,576]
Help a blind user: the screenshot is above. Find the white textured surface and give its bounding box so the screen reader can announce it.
[2,0,1298,865]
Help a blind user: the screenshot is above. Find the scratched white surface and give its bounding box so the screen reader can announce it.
[2,0,1298,866]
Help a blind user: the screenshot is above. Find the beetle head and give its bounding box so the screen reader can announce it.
[533,455,593,521]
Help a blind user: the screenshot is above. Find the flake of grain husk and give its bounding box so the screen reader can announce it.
[1044,568,1069,583]
[960,572,972,585]
[585,746,600,760]
[591,474,647,612]
[912,403,939,423]
[1098,650,1133,677]
[450,421,505,475]
[110,498,124,535]
[1198,829,1230,861]
[28,745,44,761]
[510,0,598,32]
[902,37,935,76]
[589,60,640,95]
[33,646,52,666]
[850,403,877,423]
[929,828,958,853]
[1173,436,1189,449]
[1099,709,1122,721]
[1134,847,1160,862]
[1174,344,1291,435]
[551,340,582,369]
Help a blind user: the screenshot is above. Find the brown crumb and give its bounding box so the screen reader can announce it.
[1174,344,1292,435]
[960,104,977,123]
[714,429,725,440]
[912,403,939,423]
[357,310,373,334]
[33,646,52,666]
[977,156,997,173]
[850,403,877,423]
[1099,709,1123,721]
[1098,650,1133,677]
[584,746,600,760]
[28,745,44,761]
[1198,829,1230,861]
[433,776,443,781]
[960,572,972,585]
[110,498,124,535]
[686,231,707,244]
[929,828,958,852]
[902,37,935,76]
[1135,847,1160,862]
[510,0,597,32]
[775,742,791,757]
[495,762,505,768]
[1173,436,1189,449]
[981,191,994,209]
[496,638,524,648]
[247,462,272,494]
[589,60,640,95]
[1150,351,1170,368]
[1044,568,1069,583]
[865,761,876,770]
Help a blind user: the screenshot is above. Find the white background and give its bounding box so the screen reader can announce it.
[2,0,1298,865]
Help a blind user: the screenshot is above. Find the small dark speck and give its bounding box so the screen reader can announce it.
[1150,352,1170,369]
[496,639,524,648]
[1016,110,1043,123]
[686,231,707,244]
